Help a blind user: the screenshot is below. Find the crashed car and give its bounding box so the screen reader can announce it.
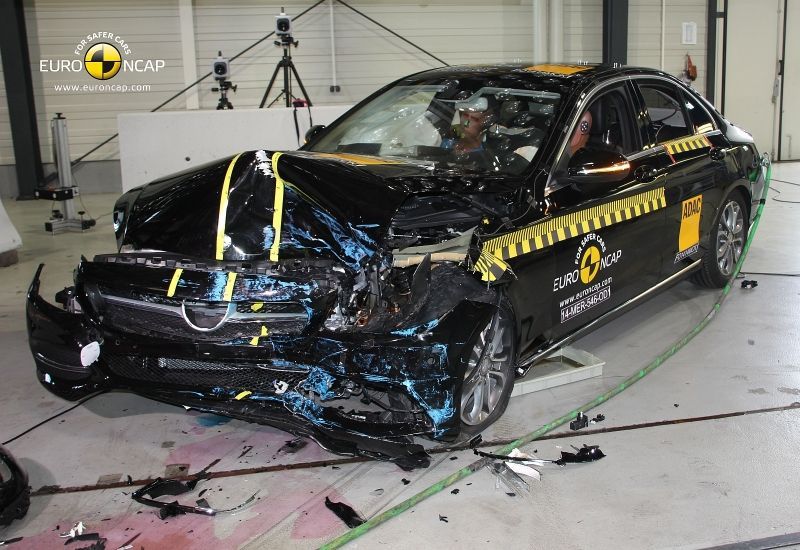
[27,64,766,469]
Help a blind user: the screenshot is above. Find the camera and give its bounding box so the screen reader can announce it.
[212,51,229,80]
[275,10,292,37]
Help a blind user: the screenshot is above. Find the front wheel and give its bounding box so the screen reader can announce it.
[459,299,517,434]
[692,190,749,288]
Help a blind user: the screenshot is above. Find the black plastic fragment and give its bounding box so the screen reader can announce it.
[570,412,589,431]
[0,445,30,528]
[468,435,483,449]
[741,279,758,289]
[439,514,448,523]
[449,456,458,461]
[401,478,411,485]
[64,532,102,545]
[591,413,605,424]
[555,445,606,465]
[278,438,308,454]
[324,496,365,528]
[450,489,459,495]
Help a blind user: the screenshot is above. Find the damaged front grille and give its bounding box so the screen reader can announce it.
[105,355,309,394]
[96,292,308,342]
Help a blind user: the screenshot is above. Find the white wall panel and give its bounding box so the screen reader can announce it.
[628,0,708,98]
[0,0,611,169]
[563,0,603,63]
[0,55,12,165]
[18,0,186,165]
[192,0,537,111]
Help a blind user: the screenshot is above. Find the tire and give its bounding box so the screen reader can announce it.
[692,190,749,288]
[459,297,517,434]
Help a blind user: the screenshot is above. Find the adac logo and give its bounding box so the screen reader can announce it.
[579,245,601,284]
[84,43,121,80]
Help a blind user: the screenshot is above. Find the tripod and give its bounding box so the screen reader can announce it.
[259,39,312,108]
[212,79,236,110]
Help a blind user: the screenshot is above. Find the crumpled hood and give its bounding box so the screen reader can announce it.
[115,150,515,269]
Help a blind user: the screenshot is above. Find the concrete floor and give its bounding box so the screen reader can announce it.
[0,163,799,549]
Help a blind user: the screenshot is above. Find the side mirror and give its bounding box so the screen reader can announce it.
[567,148,631,184]
[304,124,326,144]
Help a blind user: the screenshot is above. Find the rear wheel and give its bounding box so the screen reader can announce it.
[692,191,749,288]
[459,299,516,434]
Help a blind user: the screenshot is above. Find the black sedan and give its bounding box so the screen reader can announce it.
[27,63,767,468]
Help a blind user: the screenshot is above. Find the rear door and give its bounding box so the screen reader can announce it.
[630,79,730,277]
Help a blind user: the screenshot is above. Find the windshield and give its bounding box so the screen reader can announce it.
[307,80,562,175]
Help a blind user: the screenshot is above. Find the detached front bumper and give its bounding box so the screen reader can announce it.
[27,264,494,469]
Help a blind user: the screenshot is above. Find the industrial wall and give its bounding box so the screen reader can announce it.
[0,0,712,194]
[627,0,709,96]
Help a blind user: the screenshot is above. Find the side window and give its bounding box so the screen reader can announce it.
[682,91,716,134]
[638,84,691,143]
[564,86,639,159]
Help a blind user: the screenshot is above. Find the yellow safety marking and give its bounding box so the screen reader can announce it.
[249,325,270,346]
[166,268,183,298]
[475,187,666,281]
[215,153,243,261]
[524,64,591,75]
[663,134,712,156]
[235,390,252,400]
[678,195,703,252]
[270,152,286,262]
[251,302,264,312]
[223,272,237,302]
[313,152,401,165]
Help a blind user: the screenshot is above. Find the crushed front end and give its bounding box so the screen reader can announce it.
[26,150,504,469]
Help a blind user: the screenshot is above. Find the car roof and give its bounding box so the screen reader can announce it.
[402,62,676,86]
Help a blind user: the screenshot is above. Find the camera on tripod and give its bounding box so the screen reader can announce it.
[274,8,298,47]
[212,51,230,80]
[211,50,236,109]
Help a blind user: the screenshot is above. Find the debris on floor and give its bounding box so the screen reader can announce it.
[324,496,365,528]
[59,522,86,538]
[0,445,30,528]
[131,460,257,520]
[555,445,606,465]
[488,462,530,497]
[369,488,384,496]
[570,412,589,431]
[741,279,758,289]
[590,413,605,424]
[468,434,483,448]
[401,478,411,485]
[278,437,308,454]
[438,514,448,523]
[450,488,459,494]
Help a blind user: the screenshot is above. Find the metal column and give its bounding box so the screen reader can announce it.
[0,0,44,199]
[602,0,629,65]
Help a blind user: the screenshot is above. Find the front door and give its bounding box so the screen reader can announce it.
[544,82,668,340]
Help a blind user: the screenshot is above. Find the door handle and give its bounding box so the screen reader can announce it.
[634,165,659,183]
[709,147,727,161]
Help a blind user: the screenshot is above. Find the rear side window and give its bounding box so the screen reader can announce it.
[682,91,715,134]
[637,84,691,143]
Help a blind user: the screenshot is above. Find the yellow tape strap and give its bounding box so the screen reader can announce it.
[484,187,665,256]
[249,325,269,346]
[223,272,237,302]
[215,153,243,261]
[270,152,285,262]
[235,390,252,400]
[166,268,183,297]
[663,134,712,155]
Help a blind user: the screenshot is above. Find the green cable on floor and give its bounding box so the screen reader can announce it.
[320,159,773,550]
